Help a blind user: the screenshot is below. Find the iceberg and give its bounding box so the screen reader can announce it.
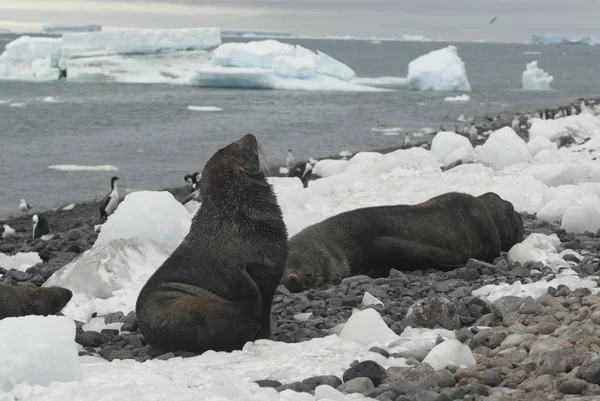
[191,39,384,91]
[531,35,600,46]
[42,25,102,35]
[407,45,471,92]
[0,36,63,80]
[60,27,221,59]
[522,61,553,91]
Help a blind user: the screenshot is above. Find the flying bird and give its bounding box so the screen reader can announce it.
[490,16,497,24]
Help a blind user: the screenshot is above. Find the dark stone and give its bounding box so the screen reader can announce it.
[76,331,110,347]
[369,347,391,358]
[101,329,119,337]
[255,380,282,388]
[104,311,126,324]
[276,382,312,393]
[302,375,342,389]
[558,378,588,395]
[343,360,387,387]
[404,295,460,331]
[106,349,136,362]
[576,358,600,385]
[66,228,87,241]
[7,270,31,282]
[482,368,502,387]
[155,352,175,360]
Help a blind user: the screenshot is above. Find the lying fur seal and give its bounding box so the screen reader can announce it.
[476,192,524,252]
[282,192,523,292]
[136,134,289,353]
[0,284,73,320]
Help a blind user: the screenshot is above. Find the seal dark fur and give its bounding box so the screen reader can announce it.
[136,134,289,353]
[282,192,518,292]
[0,284,73,320]
[476,192,524,252]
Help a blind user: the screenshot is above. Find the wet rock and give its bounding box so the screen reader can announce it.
[302,375,342,390]
[576,358,600,385]
[337,377,374,394]
[557,377,588,394]
[404,295,460,330]
[255,380,282,388]
[343,361,387,387]
[276,382,312,393]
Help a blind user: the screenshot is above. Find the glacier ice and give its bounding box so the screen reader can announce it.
[44,236,175,322]
[0,316,81,390]
[407,45,471,92]
[42,24,102,34]
[531,34,600,46]
[95,190,191,248]
[522,61,553,91]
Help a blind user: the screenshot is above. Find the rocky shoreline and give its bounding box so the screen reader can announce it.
[3,101,600,400]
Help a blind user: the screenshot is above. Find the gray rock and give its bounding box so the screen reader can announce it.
[104,311,126,324]
[155,352,175,361]
[557,377,588,394]
[343,360,387,387]
[255,380,282,388]
[337,377,374,394]
[491,296,522,318]
[76,331,109,347]
[66,228,87,241]
[410,390,445,401]
[483,368,503,387]
[523,392,549,401]
[518,297,543,314]
[106,349,135,362]
[302,375,342,389]
[529,338,573,356]
[500,333,537,350]
[404,295,460,331]
[276,382,312,393]
[388,380,432,395]
[470,329,508,350]
[576,358,600,385]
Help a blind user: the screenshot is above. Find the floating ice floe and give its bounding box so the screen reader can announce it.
[351,76,408,87]
[522,60,554,91]
[187,105,223,112]
[0,36,63,81]
[48,164,119,172]
[444,94,470,102]
[407,45,471,92]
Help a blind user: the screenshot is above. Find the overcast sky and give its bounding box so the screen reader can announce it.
[1,0,599,42]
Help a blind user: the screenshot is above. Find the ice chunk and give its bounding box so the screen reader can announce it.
[422,339,476,370]
[430,131,474,167]
[522,61,553,91]
[44,236,174,322]
[527,136,557,156]
[315,385,347,400]
[187,105,223,112]
[339,308,399,345]
[0,252,42,273]
[361,292,384,306]
[60,28,222,59]
[561,196,600,234]
[313,159,349,177]
[48,164,118,172]
[95,190,191,248]
[0,316,81,390]
[0,36,63,81]
[407,45,471,92]
[507,233,568,269]
[474,127,532,170]
[529,110,600,143]
[444,94,470,102]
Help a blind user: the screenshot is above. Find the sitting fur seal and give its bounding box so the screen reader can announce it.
[0,284,73,320]
[136,134,289,353]
[282,192,523,292]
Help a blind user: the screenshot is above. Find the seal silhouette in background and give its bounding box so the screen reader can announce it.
[0,284,73,320]
[282,192,519,292]
[136,134,289,353]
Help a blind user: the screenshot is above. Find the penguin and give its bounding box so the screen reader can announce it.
[554,108,563,119]
[287,162,313,187]
[468,123,478,144]
[32,214,50,239]
[99,176,120,220]
[184,172,201,190]
[19,199,31,213]
[286,149,295,170]
[511,115,521,133]
[403,133,412,149]
[1,224,16,238]
[570,104,578,115]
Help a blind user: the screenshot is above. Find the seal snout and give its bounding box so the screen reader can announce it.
[234,134,257,149]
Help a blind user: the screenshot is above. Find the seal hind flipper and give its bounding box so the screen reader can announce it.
[370,236,465,272]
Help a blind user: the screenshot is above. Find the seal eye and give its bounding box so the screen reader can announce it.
[304,271,312,278]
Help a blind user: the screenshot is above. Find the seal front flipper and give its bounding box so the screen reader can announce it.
[370,236,465,272]
[245,264,283,339]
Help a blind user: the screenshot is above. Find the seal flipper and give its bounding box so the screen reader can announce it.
[245,264,283,339]
[370,236,466,272]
